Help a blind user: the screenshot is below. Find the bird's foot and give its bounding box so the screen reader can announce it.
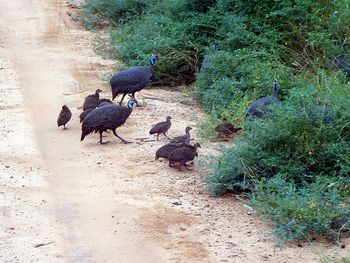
[99,141,110,145]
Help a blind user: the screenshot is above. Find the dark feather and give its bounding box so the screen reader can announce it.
[57,105,72,128]
[246,83,280,118]
[168,143,201,171]
[110,54,158,104]
[83,89,102,111]
[170,126,192,144]
[155,142,183,161]
[81,100,135,143]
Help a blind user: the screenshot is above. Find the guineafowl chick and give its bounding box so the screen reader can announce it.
[155,142,184,161]
[79,100,113,123]
[81,98,137,144]
[149,116,172,140]
[215,120,241,138]
[57,105,72,130]
[246,82,280,118]
[168,143,201,171]
[110,54,158,105]
[98,98,113,104]
[170,126,192,144]
[83,88,102,111]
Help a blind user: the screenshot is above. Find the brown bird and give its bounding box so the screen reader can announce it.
[57,105,72,130]
[83,88,103,111]
[170,126,192,144]
[149,116,172,140]
[215,120,241,138]
[155,142,184,161]
[168,143,201,171]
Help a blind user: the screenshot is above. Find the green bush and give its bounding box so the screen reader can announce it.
[206,73,350,240]
[80,0,151,29]
[251,175,350,240]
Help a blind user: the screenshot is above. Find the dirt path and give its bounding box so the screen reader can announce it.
[1,0,349,262]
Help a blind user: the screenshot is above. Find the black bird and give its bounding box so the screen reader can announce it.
[81,98,137,144]
[149,116,172,140]
[79,100,113,123]
[246,83,280,118]
[215,120,241,138]
[57,105,72,130]
[170,126,192,144]
[168,143,201,171]
[98,98,113,105]
[155,142,184,161]
[83,88,102,111]
[110,54,158,105]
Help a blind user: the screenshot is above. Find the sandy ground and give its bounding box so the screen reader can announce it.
[1,0,350,262]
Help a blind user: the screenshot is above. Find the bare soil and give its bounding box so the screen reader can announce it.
[1,0,349,262]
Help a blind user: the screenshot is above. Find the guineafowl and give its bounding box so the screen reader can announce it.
[81,98,137,144]
[98,98,113,105]
[57,105,72,130]
[215,120,241,138]
[246,82,280,118]
[155,142,184,161]
[149,116,172,140]
[83,88,102,111]
[168,143,201,171]
[333,55,350,77]
[200,43,219,72]
[170,126,192,144]
[79,100,113,123]
[110,54,158,105]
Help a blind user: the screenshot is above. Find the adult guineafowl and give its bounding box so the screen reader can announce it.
[57,105,72,130]
[83,88,102,111]
[79,100,113,123]
[110,54,158,105]
[168,143,201,171]
[215,119,241,138]
[81,98,137,144]
[246,82,281,118]
[149,116,172,140]
[155,142,184,161]
[170,126,192,144]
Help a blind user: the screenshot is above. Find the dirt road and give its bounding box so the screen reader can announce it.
[1,0,349,262]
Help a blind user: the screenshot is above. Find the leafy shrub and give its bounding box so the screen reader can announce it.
[80,0,150,29]
[206,73,350,240]
[251,175,350,240]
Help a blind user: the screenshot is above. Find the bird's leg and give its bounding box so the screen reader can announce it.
[183,163,191,171]
[132,92,141,107]
[164,132,171,140]
[119,93,127,105]
[112,130,131,144]
[156,133,159,141]
[99,132,109,144]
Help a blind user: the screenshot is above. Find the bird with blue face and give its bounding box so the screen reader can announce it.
[81,98,137,144]
[246,82,281,118]
[110,54,158,105]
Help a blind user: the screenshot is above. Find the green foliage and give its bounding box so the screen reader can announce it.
[251,175,350,240]
[206,73,350,240]
[80,0,150,29]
